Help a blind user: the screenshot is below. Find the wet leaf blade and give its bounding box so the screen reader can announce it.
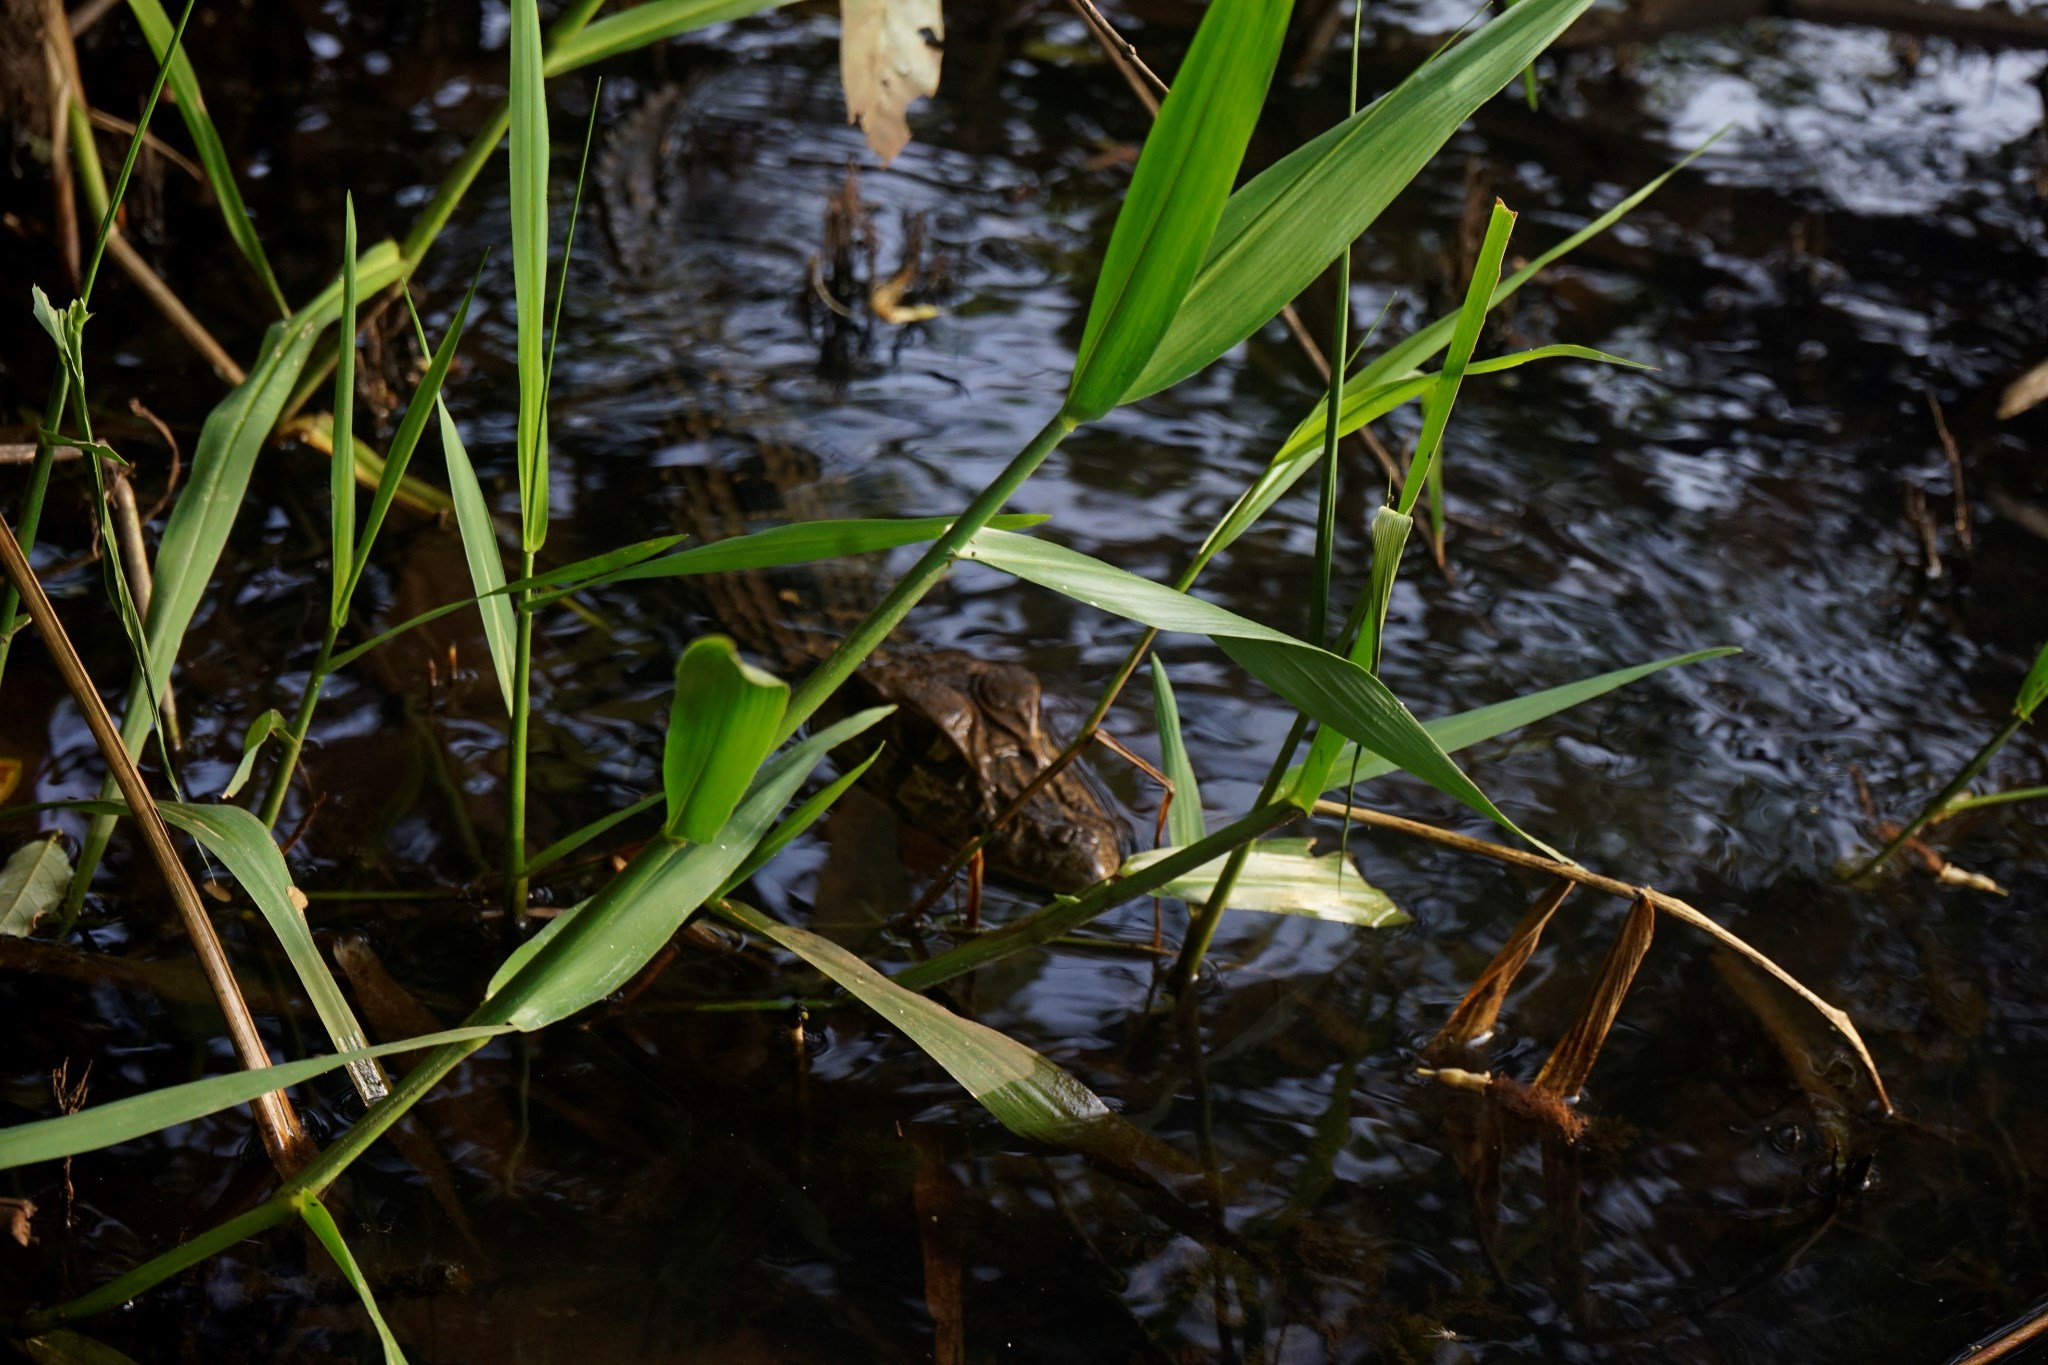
[1150,656,1206,846]
[1300,647,1740,795]
[438,401,517,716]
[0,838,72,937]
[0,1027,510,1171]
[664,637,790,843]
[961,529,1546,851]
[484,708,893,1028]
[298,1196,409,1365]
[1123,838,1406,925]
[1127,0,1599,402]
[1064,0,1293,420]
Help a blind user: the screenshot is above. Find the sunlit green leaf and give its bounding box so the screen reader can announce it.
[510,0,550,551]
[1125,0,1599,402]
[1399,200,1514,519]
[1150,657,1206,846]
[438,402,517,716]
[665,637,790,843]
[962,529,1548,853]
[483,707,892,1028]
[1123,837,1406,926]
[1297,647,1741,795]
[330,196,359,626]
[544,0,797,76]
[1064,0,1292,421]
[2016,641,2048,721]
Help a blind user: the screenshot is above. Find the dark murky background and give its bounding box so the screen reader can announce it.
[3,1,2048,1360]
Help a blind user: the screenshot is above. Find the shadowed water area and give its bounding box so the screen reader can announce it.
[3,2,2048,1360]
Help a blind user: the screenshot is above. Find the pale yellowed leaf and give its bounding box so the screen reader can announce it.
[841,0,943,164]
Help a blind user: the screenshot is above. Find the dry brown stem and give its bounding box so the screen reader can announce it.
[0,511,313,1175]
[1315,798,1894,1113]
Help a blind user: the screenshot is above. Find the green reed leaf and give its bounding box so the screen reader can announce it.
[664,637,790,843]
[1122,837,1407,926]
[1399,200,1514,518]
[331,197,359,627]
[1296,647,1741,795]
[544,0,797,76]
[1125,0,1599,403]
[123,0,288,315]
[484,708,892,1029]
[0,1026,511,1171]
[719,899,1191,1179]
[438,402,517,716]
[298,1196,409,1364]
[510,0,550,551]
[220,708,293,799]
[1150,656,1206,847]
[2016,641,2048,721]
[961,529,1550,854]
[1063,0,1293,421]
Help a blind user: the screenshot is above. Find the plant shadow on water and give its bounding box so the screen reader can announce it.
[2,1,2047,1361]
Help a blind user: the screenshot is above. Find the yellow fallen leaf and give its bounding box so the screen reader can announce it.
[1999,359,2048,420]
[841,0,943,165]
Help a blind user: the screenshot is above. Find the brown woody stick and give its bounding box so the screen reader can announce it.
[0,511,312,1175]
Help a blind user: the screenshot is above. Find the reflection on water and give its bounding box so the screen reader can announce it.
[2,2,2046,1360]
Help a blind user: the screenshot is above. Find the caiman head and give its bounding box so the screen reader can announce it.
[854,651,1126,895]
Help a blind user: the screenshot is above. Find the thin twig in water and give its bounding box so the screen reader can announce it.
[1929,392,1972,557]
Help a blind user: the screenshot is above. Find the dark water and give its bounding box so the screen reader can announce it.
[4,2,2048,1360]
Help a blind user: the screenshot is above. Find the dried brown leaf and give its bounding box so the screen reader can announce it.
[1998,358,2048,420]
[1430,878,1572,1055]
[840,0,943,164]
[1534,893,1656,1102]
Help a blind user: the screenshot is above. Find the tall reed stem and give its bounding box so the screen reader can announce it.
[777,412,1078,742]
[506,552,537,925]
[1856,714,2027,879]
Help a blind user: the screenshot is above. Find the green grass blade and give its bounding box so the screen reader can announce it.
[71,800,390,1105]
[1122,837,1406,925]
[2016,641,2048,720]
[1125,0,1599,402]
[664,637,790,843]
[961,529,1549,854]
[1357,133,1724,391]
[499,534,690,594]
[437,402,518,716]
[510,0,550,551]
[533,514,1050,603]
[483,707,893,1028]
[1063,0,1293,421]
[221,708,293,799]
[71,244,407,910]
[122,0,289,315]
[297,1197,409,1365]
[1204,344,1646,563]
[342,279,480,611]
[544,0,797,75]
[1398,200,1514,517]
[0,837,72,937]
[331,197,359,627]
[1150,656,1206,846]
[0,1026,511,1171]
[719,899,1190,1175]
[16,1328,143,1363]
[1297,646,1741,795]
[719,746,882,894]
